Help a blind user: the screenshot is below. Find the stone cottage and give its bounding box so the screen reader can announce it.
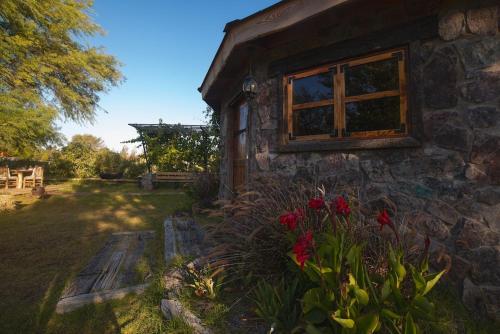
[199,0,500,319]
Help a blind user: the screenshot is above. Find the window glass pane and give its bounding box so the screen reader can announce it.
[293,106,333,136]
[345,58,399,96]
[293,72,333,104]
[238,103,248,130]
[346,96,400,133]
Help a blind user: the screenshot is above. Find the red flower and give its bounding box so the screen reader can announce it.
[295,208,305,220]
[377,209,394,231]
[293,230,314,269]
[332,196,351,217]
[308,197,325,211]
[424,235,430,253]
[279,208,304,231]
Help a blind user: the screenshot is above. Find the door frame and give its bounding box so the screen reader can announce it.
[230,98,249,192]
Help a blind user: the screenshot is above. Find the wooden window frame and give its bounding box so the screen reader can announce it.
[284,48,408,143]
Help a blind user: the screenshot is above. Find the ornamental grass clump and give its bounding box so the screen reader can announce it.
[205,176,321,279]
[256,187,449,333]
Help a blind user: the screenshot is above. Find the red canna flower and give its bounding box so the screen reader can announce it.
[377,209,394,231]
[424,235,431,251]
[308,197,325,211]
[279,208,304,231]
[295,208,305,220]
[293,230,314,269]
[332,196,351,217]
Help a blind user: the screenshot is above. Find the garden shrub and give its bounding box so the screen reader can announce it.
[206,176,317,279]
[189,173,219,208]
[207,177,450,333]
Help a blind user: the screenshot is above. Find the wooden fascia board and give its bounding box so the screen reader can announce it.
[199,0,351,100]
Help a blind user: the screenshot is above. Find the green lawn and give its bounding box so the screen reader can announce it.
[0,181,193,334]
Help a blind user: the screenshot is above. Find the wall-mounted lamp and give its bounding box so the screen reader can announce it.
[242,75,258,99]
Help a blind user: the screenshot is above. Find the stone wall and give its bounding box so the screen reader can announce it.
[217,4,500,319]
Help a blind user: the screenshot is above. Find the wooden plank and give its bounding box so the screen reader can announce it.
[293,134,332,141]
[91,251,125,292]
[398,52,408,133]
[343,50,395,68]
[289,65,331,79]
[281,76,289,145]
[115,232,154,288]
[292,99,334,110]
[333,64,340,134]
[60,231,155,299]
[164,218,178,264]
[339,69,346,137]
[286,78,293,140]
[348,129,402,138]
[161,299,212,334]
[56,284,149,314]
[344,90,400,102]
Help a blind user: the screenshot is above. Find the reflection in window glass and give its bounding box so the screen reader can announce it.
[346,96,400,132]
[293,106,333,136]
[345,58,399,97]
[293,72,333,104]
[238,103,248,131]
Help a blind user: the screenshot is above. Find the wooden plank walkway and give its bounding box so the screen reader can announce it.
[56,230,155,313]
[164,216,204,265]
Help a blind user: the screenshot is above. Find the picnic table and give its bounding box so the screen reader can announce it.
[15,169,33,189]
[1,166,43,190]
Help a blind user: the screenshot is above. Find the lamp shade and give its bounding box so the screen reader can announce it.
[242,75,258,98]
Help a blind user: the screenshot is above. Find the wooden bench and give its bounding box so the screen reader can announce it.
[154,172,196,184]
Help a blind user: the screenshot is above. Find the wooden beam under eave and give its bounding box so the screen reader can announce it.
[200,0,351,100]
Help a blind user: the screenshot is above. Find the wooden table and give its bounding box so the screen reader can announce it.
[15,169,33,189]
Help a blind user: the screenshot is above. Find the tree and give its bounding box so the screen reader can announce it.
[62,134,104,177]
[0,0,122,155]
[0,107,62,157]
[69,134,104,151]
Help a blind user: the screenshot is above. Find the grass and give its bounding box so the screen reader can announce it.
[425,284,499,334]
[0,180,193,334]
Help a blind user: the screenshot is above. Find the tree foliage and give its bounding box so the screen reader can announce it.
[0,108,62,157]
[0,0,122,156]
[60,134,104,177]
[43,134,145,178]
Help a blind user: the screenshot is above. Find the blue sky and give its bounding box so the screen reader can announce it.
[60,0,279,150]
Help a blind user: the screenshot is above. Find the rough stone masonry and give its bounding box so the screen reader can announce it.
[217,4,500,320]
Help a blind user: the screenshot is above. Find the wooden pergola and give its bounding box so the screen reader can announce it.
[128,123,211,173]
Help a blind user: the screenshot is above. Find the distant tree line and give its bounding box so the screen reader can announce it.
[40,135,145,179]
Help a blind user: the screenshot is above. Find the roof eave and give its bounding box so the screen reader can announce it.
[199,0,351,101]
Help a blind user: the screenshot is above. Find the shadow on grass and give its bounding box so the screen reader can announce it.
[0,181,192,333]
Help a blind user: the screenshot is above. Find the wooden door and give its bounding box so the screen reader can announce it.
[233,101,248,190]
